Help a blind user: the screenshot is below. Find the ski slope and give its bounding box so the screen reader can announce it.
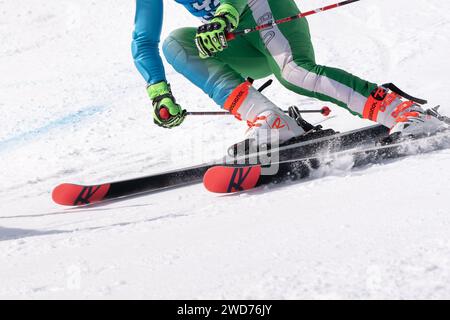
[1,0,450,299]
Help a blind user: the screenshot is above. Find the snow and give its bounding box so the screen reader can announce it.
[1,0,450,299]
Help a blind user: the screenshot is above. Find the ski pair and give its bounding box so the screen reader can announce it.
[53,123,450,207]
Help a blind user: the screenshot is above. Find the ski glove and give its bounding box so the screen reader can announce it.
[147,82,186,129]
[195,4,239,59]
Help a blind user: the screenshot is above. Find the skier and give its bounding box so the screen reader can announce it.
[132,0,447,145]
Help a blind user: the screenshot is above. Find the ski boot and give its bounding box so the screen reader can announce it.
[362,84,448,140]
[225,81,305,143]
[224,81,308,157]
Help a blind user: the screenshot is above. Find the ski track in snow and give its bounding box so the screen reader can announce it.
[1,0,450,299]
[0,105,105,153]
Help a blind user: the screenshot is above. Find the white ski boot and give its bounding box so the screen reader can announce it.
[389,106,448,136]
[224,81,305,146]
[362,84,448,137]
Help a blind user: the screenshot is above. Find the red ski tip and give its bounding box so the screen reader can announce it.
[52,183,110,206]
[203,165,261,194]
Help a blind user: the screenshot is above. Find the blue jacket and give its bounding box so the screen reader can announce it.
[132,0,222,85]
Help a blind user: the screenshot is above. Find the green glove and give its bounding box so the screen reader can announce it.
[195,4,240,59]
[147,82,186,129]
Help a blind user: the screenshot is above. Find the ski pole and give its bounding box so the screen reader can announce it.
[226,0,361,41]
[186,106,331,117]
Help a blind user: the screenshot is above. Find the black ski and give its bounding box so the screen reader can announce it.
[204,129,450,193]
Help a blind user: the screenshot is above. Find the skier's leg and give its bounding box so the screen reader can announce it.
[162,27,272,107]
[243,0,376,117]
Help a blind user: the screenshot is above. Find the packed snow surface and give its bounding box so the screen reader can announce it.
[1,0,450,299]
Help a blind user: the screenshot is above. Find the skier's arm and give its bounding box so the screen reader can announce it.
[132,0,186,128]
[132,0,166,85]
